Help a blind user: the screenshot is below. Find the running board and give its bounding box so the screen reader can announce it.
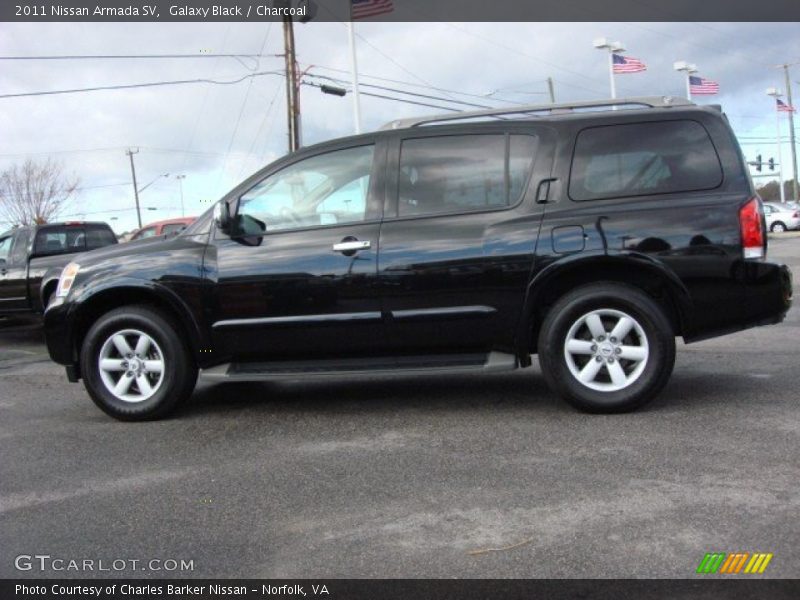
[200,352,518,382]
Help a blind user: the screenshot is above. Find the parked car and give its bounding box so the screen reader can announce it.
[763,202,800,232]
[128,217,196,241]
[0,221,117,316]
[43,96,792,420]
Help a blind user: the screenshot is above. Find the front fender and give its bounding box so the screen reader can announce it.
[69,276,206,359]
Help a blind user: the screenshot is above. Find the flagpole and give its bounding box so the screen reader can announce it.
[776,103,785,203]
[608,52,616,99]
[685,73,692,101]
[347,20,362,134]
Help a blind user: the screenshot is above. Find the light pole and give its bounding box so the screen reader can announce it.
[593,37,625,99]
[175,174,186,217]
[674,61,698,101]
[137,173,169,195]
[767,87,786,203]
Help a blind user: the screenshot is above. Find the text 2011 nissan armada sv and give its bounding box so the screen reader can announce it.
[43,97,792,420]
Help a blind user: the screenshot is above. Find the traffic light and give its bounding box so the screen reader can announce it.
[756,154,762,172]
[768,158,775,171]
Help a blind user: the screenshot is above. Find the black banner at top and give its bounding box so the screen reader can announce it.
[1,0,799,22]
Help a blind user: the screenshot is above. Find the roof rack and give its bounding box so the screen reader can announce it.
[380,96,695,130]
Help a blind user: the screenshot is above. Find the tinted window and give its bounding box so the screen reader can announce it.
[397,134,537,217]
[569,120,723,201]
[34,227,86,256]
[239,145,375,232]
[85,226,117,249]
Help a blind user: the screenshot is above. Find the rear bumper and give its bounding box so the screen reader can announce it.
[686,261,792,343]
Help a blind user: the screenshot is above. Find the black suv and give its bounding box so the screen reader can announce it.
[43,97,792,420]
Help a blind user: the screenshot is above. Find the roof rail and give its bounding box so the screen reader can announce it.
[380,96,695,130]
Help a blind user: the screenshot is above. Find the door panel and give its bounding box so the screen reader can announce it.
[378,130,554,355]
[208,141,386,362]
[0,230,29,312]
[209,223,382,361]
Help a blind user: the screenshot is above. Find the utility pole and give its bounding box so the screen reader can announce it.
[782,64,798,200]
[125,148,142,229]
[176,174,186,217]
[546,77,555,103]
[282,13,301,152]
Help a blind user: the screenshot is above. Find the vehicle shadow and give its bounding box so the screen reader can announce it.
[177,362,776,419]
[180,370,562,419]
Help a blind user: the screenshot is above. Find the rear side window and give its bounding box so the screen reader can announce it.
[132,226,157,241]
[34,227,86,256]
[569,120,723,201]
[85,226,117,249]
[397,134,538,217]
[161,222,187,235]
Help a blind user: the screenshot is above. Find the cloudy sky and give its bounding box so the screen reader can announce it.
[1,21,798,233]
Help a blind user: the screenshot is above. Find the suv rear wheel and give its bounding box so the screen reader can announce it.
[80,305,197,420]
[538,283,675,413]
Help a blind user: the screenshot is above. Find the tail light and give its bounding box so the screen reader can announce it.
[739,197,765,259]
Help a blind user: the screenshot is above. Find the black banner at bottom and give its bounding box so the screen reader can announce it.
[2,579,799,600]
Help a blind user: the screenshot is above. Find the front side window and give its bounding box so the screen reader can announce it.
[10,229,30,264]
[0,235,11,263]
[569,120,723,201]
[238,145,375,232]
[397,134,538,217]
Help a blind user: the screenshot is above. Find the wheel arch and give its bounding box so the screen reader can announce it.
[517,252,692,358]
[70,279,206,371]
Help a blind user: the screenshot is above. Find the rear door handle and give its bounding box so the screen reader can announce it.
[333,240,371,252]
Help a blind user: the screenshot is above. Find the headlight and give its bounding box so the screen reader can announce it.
[56,262,81,298]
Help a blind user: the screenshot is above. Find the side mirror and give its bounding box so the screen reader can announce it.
[213,201,231,233]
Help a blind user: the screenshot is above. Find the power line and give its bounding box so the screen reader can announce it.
[0,70,284,99]
[0,53,278,60]
[306,73,495,110]
[303,82,461,113]
[309,64,525,106]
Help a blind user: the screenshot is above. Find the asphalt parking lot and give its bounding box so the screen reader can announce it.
[1,236,798,579]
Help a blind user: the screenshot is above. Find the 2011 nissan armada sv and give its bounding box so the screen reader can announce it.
[44,97,792,421]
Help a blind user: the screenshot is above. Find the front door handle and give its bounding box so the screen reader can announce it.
[333,240,371,253]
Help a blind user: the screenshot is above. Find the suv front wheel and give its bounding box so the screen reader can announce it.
[80,305,197,420]
[538,283,675,413]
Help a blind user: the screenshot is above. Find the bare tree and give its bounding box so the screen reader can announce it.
[0,158,79,226]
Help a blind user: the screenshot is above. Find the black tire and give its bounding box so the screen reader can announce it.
[80,305,197,421]
[537,282,675,413]
[43,288,55,311]
[770,222,786,233]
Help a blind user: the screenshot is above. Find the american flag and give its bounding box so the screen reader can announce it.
[777,98,796,113]
[612,54,646,74]
[351,0,394,20]
[689,75,719,96]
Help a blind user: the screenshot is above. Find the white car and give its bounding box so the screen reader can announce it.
[763,202,800,232]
